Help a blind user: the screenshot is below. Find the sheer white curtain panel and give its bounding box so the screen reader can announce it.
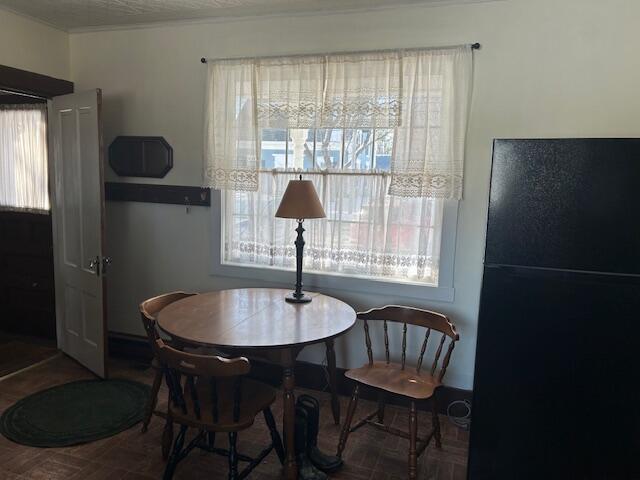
[223,171,444,285]
[389,47,472,199]
[203,60,260,191]
[0,104,49,213]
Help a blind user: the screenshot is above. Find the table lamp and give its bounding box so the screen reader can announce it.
[275,175,326,303]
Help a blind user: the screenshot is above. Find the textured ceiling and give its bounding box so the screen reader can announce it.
[0,0,473,30]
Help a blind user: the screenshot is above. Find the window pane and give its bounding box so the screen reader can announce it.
[225,125,443,286]
[373,129,394,171]
[223,171,444,285]
[260,128,287,169]
[0,105,49,212]
[230,190,251,216]
[343,129,373,170]
[233,214,251,238]
[287,128,314,170]
[314,128,342,169]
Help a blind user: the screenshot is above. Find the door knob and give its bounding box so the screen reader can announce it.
[89,256,100,276]
[102,256,112,275]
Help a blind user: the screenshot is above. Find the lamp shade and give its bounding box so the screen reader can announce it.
[275,178,326,220]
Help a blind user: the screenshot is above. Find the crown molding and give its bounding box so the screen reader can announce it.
[68,0,503,34]
[0,4,68,33]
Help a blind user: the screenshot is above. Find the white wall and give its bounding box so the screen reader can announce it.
[69,0,640,390]
[0,8,69,79]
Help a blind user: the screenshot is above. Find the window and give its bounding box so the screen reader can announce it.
[0,104,49,213]
[205,46,472,292]
[222,127,445,286]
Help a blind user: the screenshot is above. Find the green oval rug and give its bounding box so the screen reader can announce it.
[0,379,150,447]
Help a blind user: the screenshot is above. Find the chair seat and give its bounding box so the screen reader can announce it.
[345,361,441,400]
[169,378,276,432]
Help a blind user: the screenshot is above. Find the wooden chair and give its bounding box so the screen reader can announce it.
[336,305,459,480]
[139,292,196,444]
[152,338,285,480]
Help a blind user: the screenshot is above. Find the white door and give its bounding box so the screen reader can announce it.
[48,89,107,378]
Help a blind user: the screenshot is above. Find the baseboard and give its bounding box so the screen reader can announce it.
[108,332,472,415]
[108,332,154,361]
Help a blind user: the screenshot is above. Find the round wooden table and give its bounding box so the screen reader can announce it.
[157,288,356,479]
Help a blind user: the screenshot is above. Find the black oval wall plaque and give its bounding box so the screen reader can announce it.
[108,136,173,178]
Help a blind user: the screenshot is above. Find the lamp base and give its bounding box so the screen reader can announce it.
[285,292,312,304]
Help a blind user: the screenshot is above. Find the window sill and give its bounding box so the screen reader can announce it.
[0,206,50,215]
[211,261,455,303]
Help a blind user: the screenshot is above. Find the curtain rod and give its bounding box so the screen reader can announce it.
[0,88,47,100]
[200,42,480,64]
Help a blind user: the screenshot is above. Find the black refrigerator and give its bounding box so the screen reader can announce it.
[468,139,640,480]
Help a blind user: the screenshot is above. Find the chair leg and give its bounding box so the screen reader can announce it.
[377,392,386,424]
[142,367,163,432]
[325,339,341,425]
[228,431,239,480]
[336,384,359,458]
[408,401,418,480]
[163,425,187,480]
[207,431,216,450]
[264,407,285,465]
[161,414,174,460]
[432,395,442,449]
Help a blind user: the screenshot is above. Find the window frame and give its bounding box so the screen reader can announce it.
[210,189,458,303]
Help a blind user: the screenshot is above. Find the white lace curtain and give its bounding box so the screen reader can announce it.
[0,104,49,213]
[204,45,472,199]
[223,171,444,284]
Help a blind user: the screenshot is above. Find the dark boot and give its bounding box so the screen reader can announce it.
[297,394,343,473]
[295,406,328,480]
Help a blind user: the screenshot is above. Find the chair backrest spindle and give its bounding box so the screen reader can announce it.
[210,378,219,423]
[430,333,448,377]
[363,319,374,365]
[383,320,390,364]
[416,328,431,374]
[165,369,187,414]
[233,377,242,423]
[401,323,408,370]
[438,339,457,382]
[186,375,200,419]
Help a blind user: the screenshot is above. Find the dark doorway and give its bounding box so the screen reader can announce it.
[0,65,73,375]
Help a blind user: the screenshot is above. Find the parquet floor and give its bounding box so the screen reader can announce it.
[0,355,468,479]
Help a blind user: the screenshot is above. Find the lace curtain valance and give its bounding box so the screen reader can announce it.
[255,52,402,129]
[203,46,472,198]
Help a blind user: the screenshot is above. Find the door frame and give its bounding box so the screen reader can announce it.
[0,65,75,339]
[0,66,73,342]
[0,64,73,99]
[0,65,74,346]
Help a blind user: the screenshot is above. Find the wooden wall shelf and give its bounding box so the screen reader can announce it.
[104,182,211,207]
